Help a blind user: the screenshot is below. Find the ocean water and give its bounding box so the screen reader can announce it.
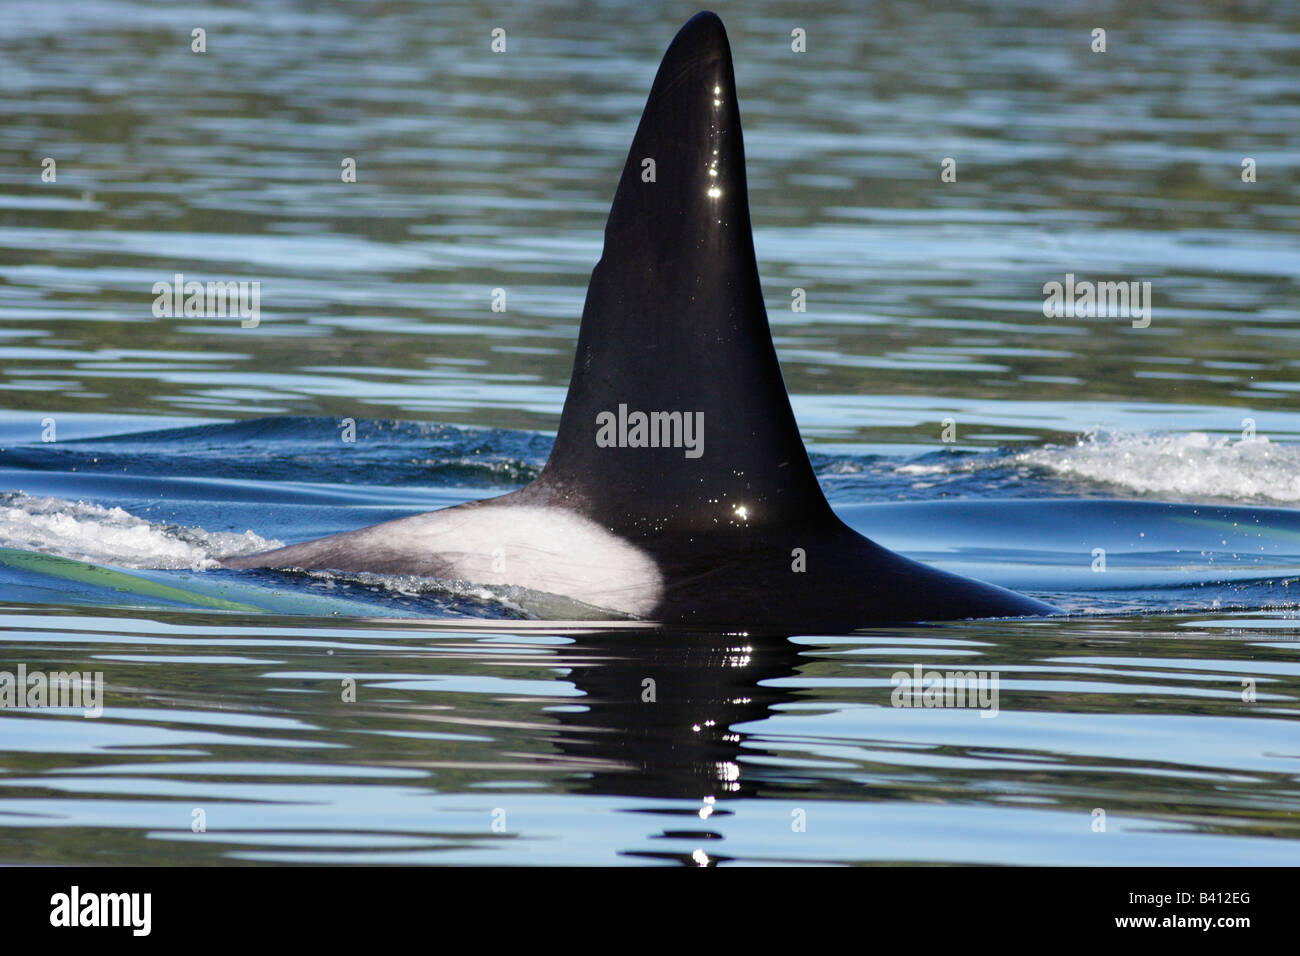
[0,0,1298,865]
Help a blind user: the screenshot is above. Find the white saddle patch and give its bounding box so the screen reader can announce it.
[387,504,664,618]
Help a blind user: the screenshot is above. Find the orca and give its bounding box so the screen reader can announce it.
[222,11,1057,630]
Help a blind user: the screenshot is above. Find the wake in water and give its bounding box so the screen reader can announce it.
[0,490,279,571]
[1011,428,1300,503]
[1,417,1298,619]
[885,428,1300,505]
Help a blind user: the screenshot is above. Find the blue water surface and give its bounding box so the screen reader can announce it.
[0,0,1298,865]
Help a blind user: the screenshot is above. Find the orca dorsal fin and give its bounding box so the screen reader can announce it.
[539,12,833,536]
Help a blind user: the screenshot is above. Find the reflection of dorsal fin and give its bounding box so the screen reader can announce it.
[539,12,833,535]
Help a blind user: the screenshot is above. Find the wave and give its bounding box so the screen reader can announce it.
[0,491,279,571]
[4,419,1299,619]
[884,428,1300,504]
[2,417,547,488]
[1008,428,1300,504]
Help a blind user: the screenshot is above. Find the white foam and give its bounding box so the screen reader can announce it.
[1010,428,1300,503]
[0,491,281,571]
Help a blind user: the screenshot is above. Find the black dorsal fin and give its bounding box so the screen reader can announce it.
[538,11,833,536]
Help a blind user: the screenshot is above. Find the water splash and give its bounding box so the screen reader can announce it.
[1010,429,1300,504]
[0,490,279,570]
